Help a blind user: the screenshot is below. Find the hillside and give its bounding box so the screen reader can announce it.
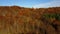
[0,6,60,34]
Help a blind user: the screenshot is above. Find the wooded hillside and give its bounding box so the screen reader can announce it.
[0,6,60,34]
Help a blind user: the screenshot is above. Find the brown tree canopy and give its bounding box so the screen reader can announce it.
[0,6,60,34]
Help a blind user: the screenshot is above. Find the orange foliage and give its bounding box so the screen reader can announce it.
[0,6,60,34]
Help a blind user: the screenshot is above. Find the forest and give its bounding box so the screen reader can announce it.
[0,6,60,34]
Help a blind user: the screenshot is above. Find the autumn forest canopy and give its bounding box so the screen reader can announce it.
[0,6,60,34]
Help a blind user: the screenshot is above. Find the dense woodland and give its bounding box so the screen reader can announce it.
[0,6,60,34]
